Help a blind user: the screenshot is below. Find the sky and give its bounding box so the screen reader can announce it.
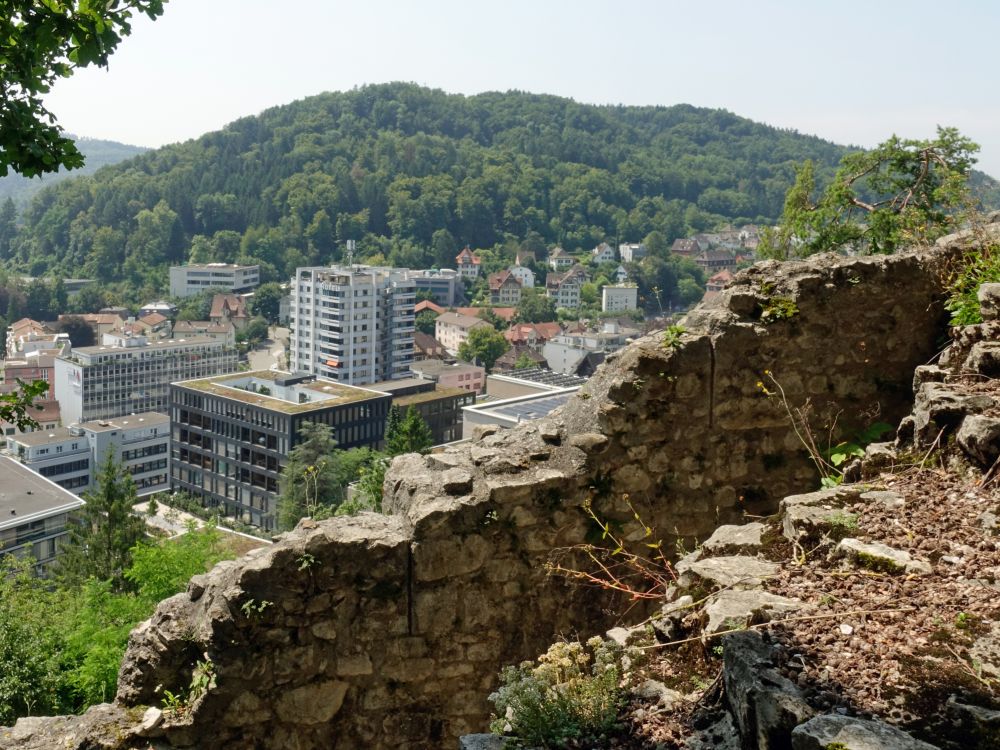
[44,0,1000,177]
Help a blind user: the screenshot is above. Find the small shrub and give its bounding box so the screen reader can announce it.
[946,245,1000,325]
[488,638,627,747]
[662,324,687,350]
[759,296,799,323]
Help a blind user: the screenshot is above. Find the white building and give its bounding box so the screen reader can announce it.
[601,284,639,313]
[0,457,85,573]
[169,263,261,298]
[290,266,416,385]
[54,334,238,425]
[405,268,465,306]
[546,271,584,310]
[591,242,617,264]
[434,312,492,354]
[618,243,647,263]
[542,323,639,375]
[508,264,535,289]
[7,412,170,497]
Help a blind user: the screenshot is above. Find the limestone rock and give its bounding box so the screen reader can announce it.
[791,714,939,750]
[978,282,1000,320]
[686,556,779,588]
[966,341,1000,378]
[702,523,766,554]
[472,424,500,440]
[653,595,695,641]
[957,415,1000,467]
[136,706,163,736]
[459,734,505,750]
[568,432,609,452]
[703,589,803,634]
[945,696,1000,748]
[274,680,348,724]
[633,679,684,709]
[859,490,905,509]
[836,538,932,575]
[723,631,815,750]
[912,383,996,444]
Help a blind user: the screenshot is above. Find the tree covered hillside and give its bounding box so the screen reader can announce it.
[2,83,978,291]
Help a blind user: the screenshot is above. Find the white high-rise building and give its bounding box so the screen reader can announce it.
[290,266,416,385]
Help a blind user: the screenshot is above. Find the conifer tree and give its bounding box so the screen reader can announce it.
[56,452,146,591]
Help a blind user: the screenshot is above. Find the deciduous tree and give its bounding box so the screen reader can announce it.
[458,325,509,373]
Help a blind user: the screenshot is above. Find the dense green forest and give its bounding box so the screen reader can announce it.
[2,83,996,303]
[0,136,147,210]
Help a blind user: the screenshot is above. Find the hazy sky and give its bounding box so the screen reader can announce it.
[44,0,1000,177]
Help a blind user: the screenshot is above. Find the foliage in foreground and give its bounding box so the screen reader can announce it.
[489,638,631,748]
[760,127,979,259]
[946,243,1000,326]
[0,523,232,724]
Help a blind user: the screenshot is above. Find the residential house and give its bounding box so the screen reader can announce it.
[548,247,575,271]
[58,313,122,342]
[702,269,735,304]
[172,320,237,347]
[492,346,547,372]
[5,319,70,357]
[671,238,700,257]
[488,270,523,306]
[413,331,449,361]
[455,247,481,280]
[434,312,492,354]
[508,263,535,289]
[618,243,647,263]
[590,242,616,264]
[546,270,584,310]
[414,299,446,316]
[138,300,178,318]
[409,359,485,394]
[694,249,738,275]
[614,264,630,283]
[210,293,250,331]
[454,307,516,324]
[542,322,639,375]
[504,322,562,350]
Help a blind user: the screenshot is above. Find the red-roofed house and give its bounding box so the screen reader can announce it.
[455,247,481,280]
[210,294,250,330]
[488,270,523,305]
[454,307,517,323]
[504,321,563,349]
[415,299,446,316]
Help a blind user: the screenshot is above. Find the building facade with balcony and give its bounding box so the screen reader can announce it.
[53,334,238,424]
[6,412,170,496]
[290,266,416,386]
[170,371,391,531]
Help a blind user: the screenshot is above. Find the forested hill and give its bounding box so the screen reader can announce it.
[0,136,147,210]
[3,83,991,290]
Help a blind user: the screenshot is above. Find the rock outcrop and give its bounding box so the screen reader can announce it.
[4,223,998,749]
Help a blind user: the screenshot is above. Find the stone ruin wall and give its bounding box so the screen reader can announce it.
[1,233,981,750]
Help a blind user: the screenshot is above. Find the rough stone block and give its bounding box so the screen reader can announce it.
[835,538,932,575]
[791,714,938,750]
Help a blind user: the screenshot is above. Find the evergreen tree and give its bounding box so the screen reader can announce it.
[385,406,434,456]
[56,452,147,591]
[275,422,344,531]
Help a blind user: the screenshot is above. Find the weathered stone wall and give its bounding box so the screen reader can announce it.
[4,228,992,750]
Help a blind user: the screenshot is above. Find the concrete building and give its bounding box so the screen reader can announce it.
[6,412,170,496]
[434,312,491,354]
[169,263,261,298]
[367,378,475,445]
[618,243,647,263]
[54,334,238,425]
[405,269,464,306]
[410,359,485,394]
[170,371,391,530]
[461,387,580,439]
[0,456,85,573]
[290,266,416,386]
[542,323,639,375]
[601,284,639,313]
[172,320,236,346]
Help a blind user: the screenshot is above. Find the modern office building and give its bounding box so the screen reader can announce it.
[0,456,85,573]
[169,263,261,298]
[170,371,391,530]
[6,412,170,496]
[367,378,475,446]
[601,284,639,312]
[404,269,464,306]
[290,266,416,386]
[53,334,238,424]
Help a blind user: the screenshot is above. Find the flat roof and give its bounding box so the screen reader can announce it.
[7,426,76,447]
[393,386,471,407]
[410,360,482,377]
[465,388,578,423]
[0,457,85,531]
[174,370,387,414]
[69,335,220,355]
[80,412,169,432]
[491,368,588,389]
